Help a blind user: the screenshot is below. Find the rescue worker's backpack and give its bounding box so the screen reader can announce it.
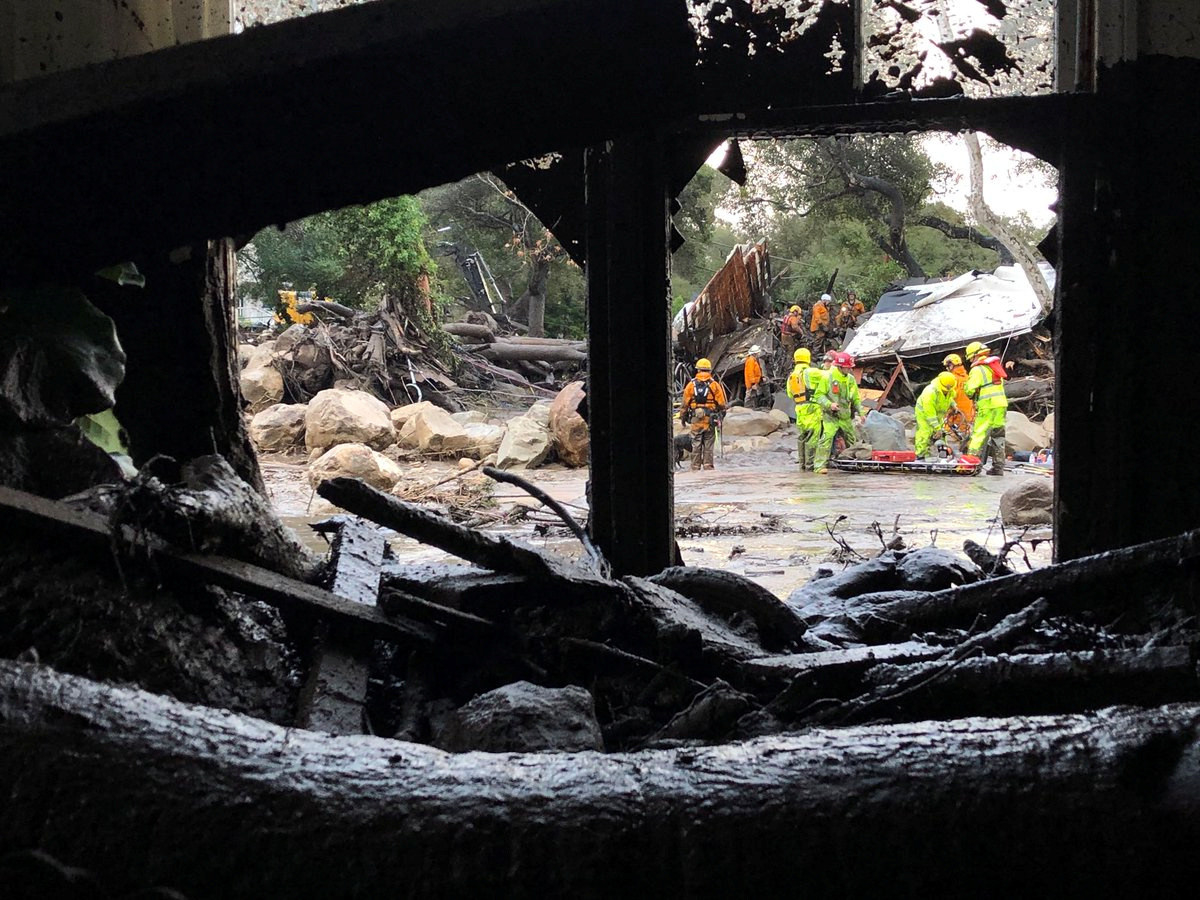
[983,356,1009,382]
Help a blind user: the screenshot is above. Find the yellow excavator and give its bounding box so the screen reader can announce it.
[274,289,317,326]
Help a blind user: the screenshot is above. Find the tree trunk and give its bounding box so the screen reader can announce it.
[480,342,587,363]
[520,257,551,337]
[964,132,1055,314]
[2,661,1199,898]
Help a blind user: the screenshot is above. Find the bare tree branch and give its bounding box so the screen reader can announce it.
[914,214,1015,265]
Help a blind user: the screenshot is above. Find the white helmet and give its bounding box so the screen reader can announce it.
[820,293,832,302]
[748,345,762,355]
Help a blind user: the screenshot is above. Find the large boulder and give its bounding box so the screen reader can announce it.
[886,406,916,428]
[463,423,506,459]
[273,324,309,355]
[548,381,590,468]
[237,344,257,368]
[496,414,551,469]
[860,410,907,451]
[239,342,283,413]
[1000,477,1054,526]
[722,407,779,437]
[414,407,472,455]
[526,399,554,429]
[767,408,791,430]
[249,403,308,452]
[391,401,436,432]
[304,389,395,453]
[1006,410,1050,453]
[451,410,489,426]
[307,442,403,490]
[434,681,604,752]
[724,435,773,453]
[1042,412,1055,439]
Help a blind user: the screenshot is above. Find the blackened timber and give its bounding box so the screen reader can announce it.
[297,517,387,734]
[4,662,1200,898]
[0,485,430,646]
[685,93,1089,164]
[0,0,698,277]
[1053,58,1200,558]
[90,241,263,491]
[586,136,674,575]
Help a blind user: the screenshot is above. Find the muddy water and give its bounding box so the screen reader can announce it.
[263,448,1051,600]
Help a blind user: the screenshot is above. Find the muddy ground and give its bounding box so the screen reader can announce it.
[264,431,1052,598]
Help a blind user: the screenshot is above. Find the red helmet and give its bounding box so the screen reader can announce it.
[835,351,856,368]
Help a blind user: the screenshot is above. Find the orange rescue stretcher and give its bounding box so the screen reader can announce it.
[831,449,983,475]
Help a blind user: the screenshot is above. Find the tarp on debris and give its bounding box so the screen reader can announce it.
[843,264,1055,362]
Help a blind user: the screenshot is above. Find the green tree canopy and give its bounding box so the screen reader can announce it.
[240,196,435,316]
[419,174,583,338]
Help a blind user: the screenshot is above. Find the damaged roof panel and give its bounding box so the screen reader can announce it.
[673,240,771,341]
[843,263,1054,361]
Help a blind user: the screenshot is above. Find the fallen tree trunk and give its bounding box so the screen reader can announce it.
[442,322,496,342]
[2,661,1199,898]
[480,342,588,364]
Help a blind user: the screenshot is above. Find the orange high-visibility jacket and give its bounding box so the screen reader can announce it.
[682,373,728,433]
[780,311,805,336]
[810,301,830,333]
[744,355,763,389]
[948,364,974,424]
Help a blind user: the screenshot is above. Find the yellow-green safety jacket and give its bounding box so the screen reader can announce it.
[965,359,1008,412]
[787,363,823,427]
[915,380,954,430]
[814,367,862,421]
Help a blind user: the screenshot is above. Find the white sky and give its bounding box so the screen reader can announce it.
[923,133,1058,227]
[706,134,1059,230]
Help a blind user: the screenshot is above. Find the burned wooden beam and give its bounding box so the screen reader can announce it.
[296,516,387,734]
[0,485,430,646]
[0,0,697,277]
[3,661,1200,897]
[586,135,675,575]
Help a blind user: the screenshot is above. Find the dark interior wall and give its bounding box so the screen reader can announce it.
[1055,55,1200,559]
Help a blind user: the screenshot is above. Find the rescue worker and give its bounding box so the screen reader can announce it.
[846,290,866,319]
[813,351,863,474]
[809,293,832,351]
[963,341,1008,475]
[914,372,961,459]
[942,352,974,446]
[786,347,823,471]
[743,345,767,409]
[780,305,805,355]
[834,302,855,332]
[680,357,728,471]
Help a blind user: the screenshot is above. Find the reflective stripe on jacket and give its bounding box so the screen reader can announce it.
[786,364,820,405]
[814,368,861,419]
[965,359,1008,411]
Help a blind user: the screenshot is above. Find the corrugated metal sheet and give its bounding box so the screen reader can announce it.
[673,240,770,341]
[843,263,1055,362]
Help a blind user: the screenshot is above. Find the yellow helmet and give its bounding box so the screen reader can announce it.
[789,305,802,314]
[965,341,989,359]
[943,353,962,367]
[696,358,712,371]
[936,372,958,391]
[793,348,811,364]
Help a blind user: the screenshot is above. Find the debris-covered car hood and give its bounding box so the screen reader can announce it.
[843,264,1055,362]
